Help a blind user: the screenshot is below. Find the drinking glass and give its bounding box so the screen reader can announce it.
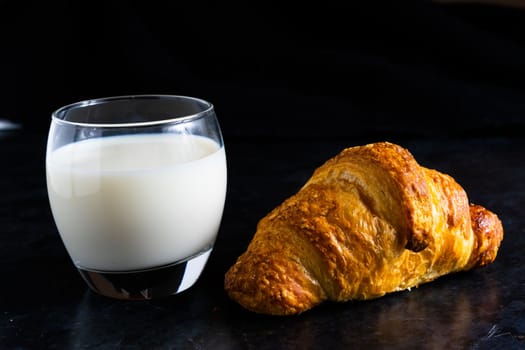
[46,95,227,300]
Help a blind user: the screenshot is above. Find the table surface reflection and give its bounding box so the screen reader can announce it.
[1,130,524,349]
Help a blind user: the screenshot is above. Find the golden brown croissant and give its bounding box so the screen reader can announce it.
[224,142,504,315]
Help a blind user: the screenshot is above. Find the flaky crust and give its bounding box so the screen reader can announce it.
[224,142,504,315]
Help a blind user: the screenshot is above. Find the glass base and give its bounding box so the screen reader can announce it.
[77,249,212,300]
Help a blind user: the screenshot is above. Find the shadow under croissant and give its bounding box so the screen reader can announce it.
[275,272,502,349]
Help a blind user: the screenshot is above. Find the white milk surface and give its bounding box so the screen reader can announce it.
[46,133,227,271]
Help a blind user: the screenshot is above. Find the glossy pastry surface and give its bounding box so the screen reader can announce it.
[224,142,504,315]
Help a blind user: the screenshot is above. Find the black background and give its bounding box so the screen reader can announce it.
[2,2,525,348]
[2,0,525,140]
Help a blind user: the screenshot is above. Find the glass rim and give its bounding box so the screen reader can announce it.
[51,94,214,128]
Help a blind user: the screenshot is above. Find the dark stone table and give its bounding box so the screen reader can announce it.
[1,128,523,349]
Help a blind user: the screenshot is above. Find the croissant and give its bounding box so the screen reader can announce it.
[224,142,504,315]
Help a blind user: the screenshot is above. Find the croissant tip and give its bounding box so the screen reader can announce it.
[468,204,504,268]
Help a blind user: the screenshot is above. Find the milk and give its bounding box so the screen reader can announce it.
[46,133,227,272]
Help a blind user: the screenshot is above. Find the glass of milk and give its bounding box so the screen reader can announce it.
[46,95,227,300]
